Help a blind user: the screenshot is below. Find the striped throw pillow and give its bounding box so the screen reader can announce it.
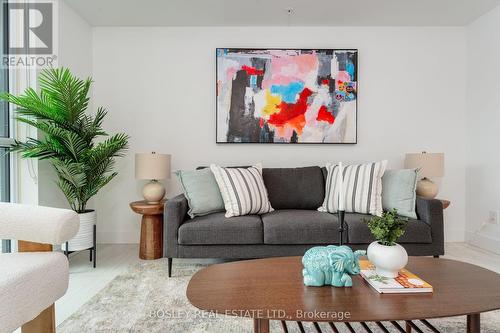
[210,163,274,217]
[319,161,387,216]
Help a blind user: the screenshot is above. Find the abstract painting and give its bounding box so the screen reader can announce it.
[216,48,357,144]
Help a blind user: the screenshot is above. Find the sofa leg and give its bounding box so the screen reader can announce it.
[168,258,173,277]
[434,255,440,258]
[21,303,55,333]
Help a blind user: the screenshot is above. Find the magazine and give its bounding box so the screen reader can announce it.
[359,260,433,294]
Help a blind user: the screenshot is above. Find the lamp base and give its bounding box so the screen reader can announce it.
[142,180,165,204]
[416,178,438,199]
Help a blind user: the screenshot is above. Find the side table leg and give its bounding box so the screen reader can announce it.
[405,321,411,333]
[140,214,163,260]
[467,313,480,333]
[254,319,269,333]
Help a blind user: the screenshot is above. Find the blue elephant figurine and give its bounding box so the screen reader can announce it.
[302,245,366,287]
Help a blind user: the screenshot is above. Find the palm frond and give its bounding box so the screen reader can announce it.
[56,178,78,211]
[59,131,88,161]
[2,89,69,127]
[38,68,93,123]
[84,133,129,164]
[84,172,117,202]
[52,159,86,188]
[15,116,71,140]
[10,138,65,159]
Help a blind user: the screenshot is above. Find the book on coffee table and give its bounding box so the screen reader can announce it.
[359,260,433,294]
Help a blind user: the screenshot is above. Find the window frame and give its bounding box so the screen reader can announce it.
[1,2,14,253]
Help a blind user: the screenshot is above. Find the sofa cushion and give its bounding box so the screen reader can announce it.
[345,213,432,244]
[263,166,325,210]
[319,161,387,216]
[210,163,274,217]
[262,210,339,244]
[175,168,224,218]
[178,213,263,245]
[382,169,418,219]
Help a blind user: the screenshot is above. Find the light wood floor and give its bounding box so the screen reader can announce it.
[56,244,141,326]
[49,242,500,327]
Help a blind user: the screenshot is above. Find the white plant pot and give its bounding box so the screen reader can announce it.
[367,241,408,278]
[62,210,96,252]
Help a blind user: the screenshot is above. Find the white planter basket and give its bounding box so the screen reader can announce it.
[62,210,96,252]
[367,241,408,278]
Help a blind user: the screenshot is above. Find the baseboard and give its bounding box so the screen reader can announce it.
[466,231,500,254]
[97,231,139,244]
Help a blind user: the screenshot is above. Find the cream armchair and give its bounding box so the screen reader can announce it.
[0,203,79,333]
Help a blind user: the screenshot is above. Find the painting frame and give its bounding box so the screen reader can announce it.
[216,48,358,144]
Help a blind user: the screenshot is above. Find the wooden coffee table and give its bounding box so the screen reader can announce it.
[187,256,500,333]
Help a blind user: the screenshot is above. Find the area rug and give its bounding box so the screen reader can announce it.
[58,259,500,332]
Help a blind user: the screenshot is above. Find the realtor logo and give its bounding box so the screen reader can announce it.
[2,0,58,68]
[6,2,53,54]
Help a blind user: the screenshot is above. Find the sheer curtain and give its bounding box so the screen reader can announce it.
[1,3,12,253]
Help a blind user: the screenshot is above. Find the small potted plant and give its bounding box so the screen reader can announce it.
[364,209,408,278]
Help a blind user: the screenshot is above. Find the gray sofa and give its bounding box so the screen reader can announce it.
[164,166,444,277]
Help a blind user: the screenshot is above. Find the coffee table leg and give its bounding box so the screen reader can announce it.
[405,321,411,333]
[467,313,480,333]
[254,318,269,333]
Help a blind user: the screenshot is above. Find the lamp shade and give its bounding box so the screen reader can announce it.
[404,152,444,178]
[135,153,171,180]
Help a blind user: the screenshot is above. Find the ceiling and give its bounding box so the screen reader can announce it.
[64,0,500,27]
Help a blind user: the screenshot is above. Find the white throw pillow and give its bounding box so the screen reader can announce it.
[319,161,388,216]
[210,163,274,217]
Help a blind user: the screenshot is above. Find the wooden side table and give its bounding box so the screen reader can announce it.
[439,199,450,210]
[129,199,166,260]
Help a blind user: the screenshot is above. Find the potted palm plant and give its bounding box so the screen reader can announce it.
[0,67,129,251]
[364,209,409,278]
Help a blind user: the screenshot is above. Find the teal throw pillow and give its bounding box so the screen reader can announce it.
[175,168,225,218]
[382,169,418,219]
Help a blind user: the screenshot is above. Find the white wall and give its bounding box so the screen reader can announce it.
[91,26,467,244]
[465,6,500,252]
[38,0,93,208]
[58,1,93,78]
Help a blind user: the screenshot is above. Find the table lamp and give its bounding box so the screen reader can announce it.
[404,152,444,199]
[135,152,171,203]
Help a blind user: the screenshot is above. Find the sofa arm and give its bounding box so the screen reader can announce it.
[415,196,444,254]
[0,203,79,245]
[164,194,188,257]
